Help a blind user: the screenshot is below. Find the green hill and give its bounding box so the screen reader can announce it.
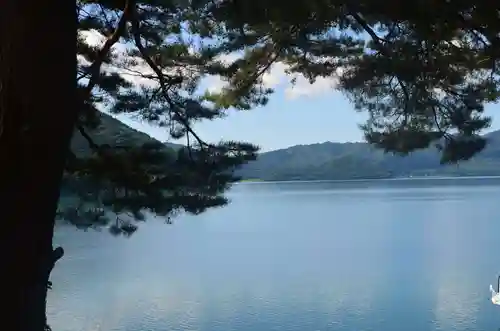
[70,113,183,156]
[70,115,500,182]
[237,131,500,181]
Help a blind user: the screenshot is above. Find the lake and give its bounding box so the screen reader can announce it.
[48,177,500,331]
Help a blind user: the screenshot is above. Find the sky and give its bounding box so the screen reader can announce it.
[115,84,500,153]
[116,84,369,152]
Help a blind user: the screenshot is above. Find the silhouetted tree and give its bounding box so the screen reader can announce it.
[204,0,499,163]
[2,0,258,330]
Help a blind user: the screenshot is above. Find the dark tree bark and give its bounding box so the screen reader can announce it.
[0,1,76,330]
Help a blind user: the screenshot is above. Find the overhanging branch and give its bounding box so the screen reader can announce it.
[129,5,211,149]
[78,0,133,152]
[83,0,133,98]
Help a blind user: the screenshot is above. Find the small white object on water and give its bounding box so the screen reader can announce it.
[490,284,500,305]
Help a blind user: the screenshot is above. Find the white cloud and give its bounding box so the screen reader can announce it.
[205,52,240,93]
[79,29,105,47]
[79,29,157,88]
[284,66,344,100]
[79,29,129,54]
[284,75,338,100]
[205,52,341,100]
[261,62,288,88]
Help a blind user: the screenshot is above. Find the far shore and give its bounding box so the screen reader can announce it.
[236,175,500,183]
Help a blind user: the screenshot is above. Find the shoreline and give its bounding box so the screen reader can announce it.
[236,175,500,184]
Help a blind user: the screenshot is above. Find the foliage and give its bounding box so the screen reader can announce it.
[199,0,499,164]
[74,0,500,230]
[71,0,260,235]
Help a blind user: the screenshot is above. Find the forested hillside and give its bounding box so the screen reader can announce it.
[76,116,500,182]
[237,131,500,181]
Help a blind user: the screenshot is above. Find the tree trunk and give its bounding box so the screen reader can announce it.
[0,1,76,330]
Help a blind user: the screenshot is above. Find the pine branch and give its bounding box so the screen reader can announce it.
[129,6,212,149]
[78,0,133,152]
[77,125,99,151]
[83,0,133,99]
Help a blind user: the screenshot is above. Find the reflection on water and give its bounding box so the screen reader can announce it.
[49,177,500,331]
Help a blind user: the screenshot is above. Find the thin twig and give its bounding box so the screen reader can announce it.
[130,6,211,149]
[79,0,134,151]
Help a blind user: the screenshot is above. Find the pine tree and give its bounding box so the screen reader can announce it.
[204,0,499,163]
[70,0,258,235]
[2,0,258,330]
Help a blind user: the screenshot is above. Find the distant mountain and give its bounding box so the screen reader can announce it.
[68,114,500,181]
[70,113,183,156]
[237,130,500,181]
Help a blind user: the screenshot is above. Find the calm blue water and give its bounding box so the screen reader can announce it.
[48,177,500,331]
